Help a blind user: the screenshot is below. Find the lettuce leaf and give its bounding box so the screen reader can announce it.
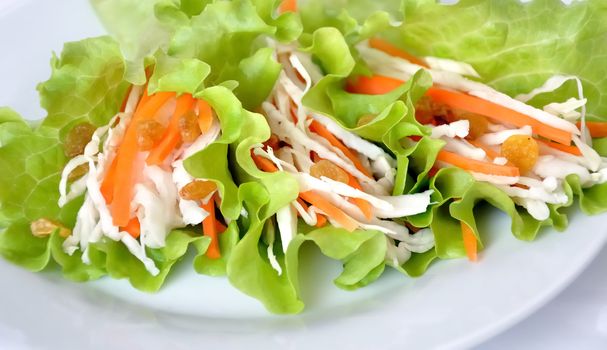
[387,0,607,120]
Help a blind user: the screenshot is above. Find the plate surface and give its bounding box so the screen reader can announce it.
[1,1,606,349]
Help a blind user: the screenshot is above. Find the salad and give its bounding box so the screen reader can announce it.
[1,0,607,314]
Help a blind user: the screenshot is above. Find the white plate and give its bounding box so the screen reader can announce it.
[1,1,606,349]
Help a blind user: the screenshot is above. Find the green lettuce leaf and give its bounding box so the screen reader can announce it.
[387,0,607,120]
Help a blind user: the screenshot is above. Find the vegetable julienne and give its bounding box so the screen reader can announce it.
[247,43,434,274]
[55,74,232,274]
[355,36,607,225]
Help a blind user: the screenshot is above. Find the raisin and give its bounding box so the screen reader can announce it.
[64,122,96,158]
[501,135,539,174]
[179,110,201,143]
[68,163,89,181]
[356,114,376,127]
[264,134,280,150]
[310,159,349,183]
[179,180,217,201]
[136,119,165,151]
[452,111,488,140]
[30,218,71,238]
[415,96,450,124]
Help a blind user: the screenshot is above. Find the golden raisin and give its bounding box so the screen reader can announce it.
[68,163,89,181]
[452,111,488,140]
[310,159,349,183]
[415,96,449,124]
[64,122,96,158]
[501,135,539,174]
[356,114,376,127]
[179,110,202,143]
[264,134,280,150]
[137,120,165,151]
[179,180,217,200]
[30,218,71,238]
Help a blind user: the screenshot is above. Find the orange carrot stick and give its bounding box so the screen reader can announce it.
[197,99,214,134]
[299,191,359,232]
[278,0,297,13]
[121,217,141,239]
[308,120,373,177]
[251,152,279,172]
[426,87,573,145]
[537,138,582,156]
[577,121,607,138]
[201,194,220,259]
[110,92,175,227]
[345,74,405,95]
[146,94,195,165]
[100,157,118,203]
[120,85,134,113]
[437,150,520,177]
[467,139,501,160]
[347,175,373,220]
[368,37,428,67]
[295,197,327,227]
[461,221,478,262]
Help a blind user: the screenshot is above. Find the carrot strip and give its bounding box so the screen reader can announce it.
[197,99,214,134]
[201,194,220,259]
[308,120,373,177]
[100,157,118,203]
[110,91,175,227]
[368,38,428,67]
[577,121,607,138]
[121,217,141,239]
[345,74,405,95]
[347,175,373,220]
[426,87,573,145]
[251,152,279,172]
[437,150,520,177]
[460,221,478,262]
[120,85,134,113]
[537,138,582,156]
[299,191,359,232]
[295,197,327,227]
[146,94,195,165]
[278,0,297,13]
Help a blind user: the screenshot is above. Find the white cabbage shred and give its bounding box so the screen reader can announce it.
[58,86,221,275]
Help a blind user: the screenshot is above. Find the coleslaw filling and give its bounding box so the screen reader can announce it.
[256,46,434,271]
[58,87,222,275]
[358,40,607,221]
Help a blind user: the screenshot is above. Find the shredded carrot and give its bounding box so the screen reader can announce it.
[368,38,428,67]
[437,150,520,177]
[460,221,478,262]
[278,0,297,13]
[146,94,195,166]
[121,217,141,239]
[537,138,582,156]
[299,191,359,232]
[100,157,118,203]
[109,91,175,227]
[308,120,373,177]
[120,85,134,113]
[197,99,214,134]
[347,175,373,220]
[294,197,327,227]
[345,74,405,95]
[201,194,221,259]
[251,152,279,172]
[577,121,607,138]
[426,87,573,145]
